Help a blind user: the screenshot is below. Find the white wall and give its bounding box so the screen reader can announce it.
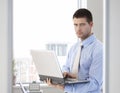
[87,0,103,42]
[87,0,120,93]
[105,0,120,93]
[0,0,12,93]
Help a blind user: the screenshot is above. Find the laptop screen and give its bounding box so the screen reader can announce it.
[31,50,63,78]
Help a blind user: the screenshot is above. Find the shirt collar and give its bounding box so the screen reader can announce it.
[80,34,96,48]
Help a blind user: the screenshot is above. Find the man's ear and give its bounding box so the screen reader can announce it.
[90,22,93,27]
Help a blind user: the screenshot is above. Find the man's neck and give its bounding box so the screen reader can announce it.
[81,33,93,41]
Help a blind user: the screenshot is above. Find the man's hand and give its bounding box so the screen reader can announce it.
[45,78,64,90]
[45,78,53,86]
[63,72,77,79]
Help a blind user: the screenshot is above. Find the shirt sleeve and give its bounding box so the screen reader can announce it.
[62,50,71,73]
[87,45,103,92]
[62,44,75,73]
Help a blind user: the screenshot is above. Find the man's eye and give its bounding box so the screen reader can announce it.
[74,24,77,26]
[80,23,85,26]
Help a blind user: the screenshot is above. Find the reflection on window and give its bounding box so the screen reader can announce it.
[14,58,39,83]
[46,43,67,56]
[13,0,87,84]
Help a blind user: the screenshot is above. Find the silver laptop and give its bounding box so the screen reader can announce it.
[31,50,89,85]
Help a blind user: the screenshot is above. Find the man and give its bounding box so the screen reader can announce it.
[46,8,103,93]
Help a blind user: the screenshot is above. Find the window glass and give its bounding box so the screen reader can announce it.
[13,0,87,84]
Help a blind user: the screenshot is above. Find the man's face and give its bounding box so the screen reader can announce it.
[73,17,93,40]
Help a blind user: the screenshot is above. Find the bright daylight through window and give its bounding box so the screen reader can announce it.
[13,0,87,85]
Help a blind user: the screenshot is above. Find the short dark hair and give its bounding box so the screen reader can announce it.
[73,8,93,23]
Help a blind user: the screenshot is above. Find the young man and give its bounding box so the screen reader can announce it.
[46,8,103,93]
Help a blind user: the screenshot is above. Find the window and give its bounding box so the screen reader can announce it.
[13,0,87,84]
[46,43,67,56]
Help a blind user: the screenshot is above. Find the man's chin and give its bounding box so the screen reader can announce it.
[77,35,82,38]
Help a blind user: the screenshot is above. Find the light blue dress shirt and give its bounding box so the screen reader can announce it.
[62,34,103,93]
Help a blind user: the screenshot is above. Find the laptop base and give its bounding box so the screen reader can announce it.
[39,75,89,85]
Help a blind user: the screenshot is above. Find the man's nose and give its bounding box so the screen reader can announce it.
[77,25,82,30]
[76,27,81,32]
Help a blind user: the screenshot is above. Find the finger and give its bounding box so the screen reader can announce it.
[68,73,77,78]
[46,78,49,83]
[48,78,50,83]
[46,78,52,85]
[63,72,68,78]
[63,72,66,77]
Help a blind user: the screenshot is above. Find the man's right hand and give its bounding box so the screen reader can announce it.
[45,78,64,90]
